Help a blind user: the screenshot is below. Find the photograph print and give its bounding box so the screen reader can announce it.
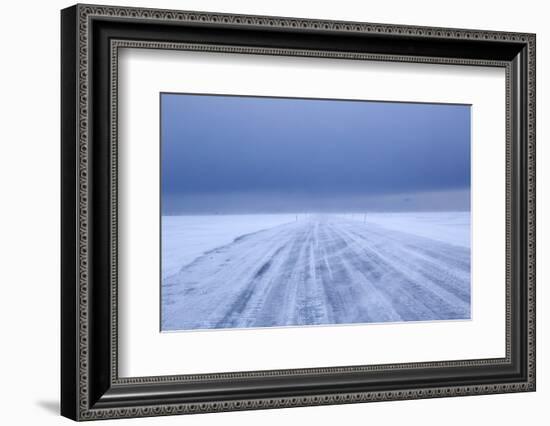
[160,93,471,332]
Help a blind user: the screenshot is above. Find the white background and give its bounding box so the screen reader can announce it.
[119,49,506,376]
[0,0,547,425]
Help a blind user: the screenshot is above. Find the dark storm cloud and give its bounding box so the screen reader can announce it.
[161,93,470,214]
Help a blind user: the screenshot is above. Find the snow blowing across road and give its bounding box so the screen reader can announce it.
[161,213,471,331]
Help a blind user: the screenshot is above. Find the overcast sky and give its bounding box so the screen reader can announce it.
[161,93,470,214]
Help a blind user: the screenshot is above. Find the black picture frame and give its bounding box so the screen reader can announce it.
[61,4,536,421]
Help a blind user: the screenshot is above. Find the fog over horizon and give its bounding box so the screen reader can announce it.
[161,93,471,215]
[161,189,470,215]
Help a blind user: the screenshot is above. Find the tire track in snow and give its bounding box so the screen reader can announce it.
[162,215,471,330]
[339,222,471,305]
[327,221,469,320]
[162,221,304,329]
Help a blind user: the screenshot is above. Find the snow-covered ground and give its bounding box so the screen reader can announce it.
[162,214,297,279]
[161,212,471,331]
[362,212,470,248]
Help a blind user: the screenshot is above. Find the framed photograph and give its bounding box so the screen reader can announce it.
[61,4,536,421]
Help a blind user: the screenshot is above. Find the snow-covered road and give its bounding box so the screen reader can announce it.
[162,215,470,331]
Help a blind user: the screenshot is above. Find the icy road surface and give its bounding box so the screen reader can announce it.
[162,214,470,331]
